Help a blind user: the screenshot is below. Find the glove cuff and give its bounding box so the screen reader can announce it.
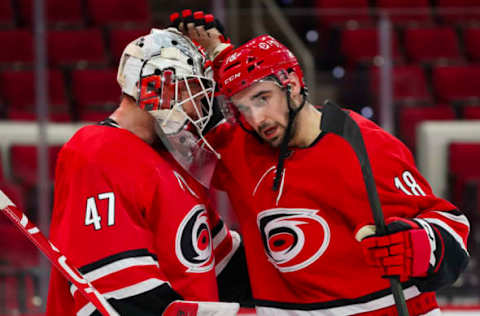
[211,43,234,61]
[410,228,431,277]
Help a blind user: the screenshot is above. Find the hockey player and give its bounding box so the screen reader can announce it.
[171,11,470,316]
[46,28,244,316]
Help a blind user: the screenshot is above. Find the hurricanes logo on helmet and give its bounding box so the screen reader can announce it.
[176,205,214,273]
[257,208,330,272]
[258,42,270,50]
[227,52,239,63]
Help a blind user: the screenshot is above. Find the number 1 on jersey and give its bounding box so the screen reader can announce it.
[394,171,426,196]
[85,192,115,230]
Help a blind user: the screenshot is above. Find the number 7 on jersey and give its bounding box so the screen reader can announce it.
[85,192,116,230]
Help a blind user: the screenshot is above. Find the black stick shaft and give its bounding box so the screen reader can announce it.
[321,101,409,316]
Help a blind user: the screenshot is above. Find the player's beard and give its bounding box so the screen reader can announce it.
[259,104,298,148]
[266,125,286,148]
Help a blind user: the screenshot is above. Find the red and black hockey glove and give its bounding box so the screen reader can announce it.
[169,10,233,61]
[169,9,229,41]
[355,217,437,282]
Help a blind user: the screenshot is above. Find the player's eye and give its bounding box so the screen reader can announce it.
[236,104,250,114]
[254,95,269,108]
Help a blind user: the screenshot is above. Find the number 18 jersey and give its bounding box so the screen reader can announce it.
[210,109,469,316]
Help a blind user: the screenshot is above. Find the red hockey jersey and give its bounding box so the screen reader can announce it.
[209,110,470,315]
[46,125,235,316]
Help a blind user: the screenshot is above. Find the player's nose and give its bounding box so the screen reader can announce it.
[249,107,266,127]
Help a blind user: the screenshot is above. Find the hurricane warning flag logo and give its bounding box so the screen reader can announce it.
[176,205,214,273]
[257,208,330,272]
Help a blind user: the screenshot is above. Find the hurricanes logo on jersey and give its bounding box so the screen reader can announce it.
[257,208,330,272]
[176,205,214,273]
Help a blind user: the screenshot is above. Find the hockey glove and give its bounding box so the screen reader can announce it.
[163,300,239,316]
[169,10,233,61]
[355,217,437,282]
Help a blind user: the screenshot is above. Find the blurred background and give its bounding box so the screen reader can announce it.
[0,0,480,314]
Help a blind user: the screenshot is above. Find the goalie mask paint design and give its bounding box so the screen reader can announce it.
[175,205,214,273]
[117,28,215,137]
[117,28,219,188]
[257,208,330,272]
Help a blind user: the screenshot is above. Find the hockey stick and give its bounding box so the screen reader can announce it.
[320,100,409,316]
[0,189,119,316]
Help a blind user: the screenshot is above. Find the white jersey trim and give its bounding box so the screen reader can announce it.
[415,219,438,267]
[215,230,241,276]
[173,170,200,199]
[76,278,166,316]
[252,165,286,206]
[213,222,228,248]
[423,217,469,253]
[70,256,159,296]
[255,286,423,316]
[253,166,276,197]
[430,211,470,227]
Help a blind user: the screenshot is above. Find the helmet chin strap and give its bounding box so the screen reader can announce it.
[272,86,306,191]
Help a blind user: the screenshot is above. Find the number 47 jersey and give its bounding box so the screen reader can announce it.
[46,125,234,316]
[211,110,470,315]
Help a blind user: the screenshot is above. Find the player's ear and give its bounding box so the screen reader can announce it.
[287,71,301,98]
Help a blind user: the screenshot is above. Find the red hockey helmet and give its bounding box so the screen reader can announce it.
[218,35,305,98]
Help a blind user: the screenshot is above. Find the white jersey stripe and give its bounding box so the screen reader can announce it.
[83,256,159,281]
[256,286,422,316]
[215,230,241,276]
[76,278,166,316]
[70,256,159,296]
[253,166,276,197]
[423,218,469,253]
[213,223,228,248]
[431,211,470,229]
[415,219,438,267]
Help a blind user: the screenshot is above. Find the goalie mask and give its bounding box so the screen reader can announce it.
[117,28,218,187]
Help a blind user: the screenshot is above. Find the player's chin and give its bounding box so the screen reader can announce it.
[264,136,282,147]
[261,130,283,146]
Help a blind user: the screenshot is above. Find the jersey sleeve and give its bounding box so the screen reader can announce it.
[355,113,470,291]
[207,206,254,306]
[47,143,180,316]
[147,169,219,302]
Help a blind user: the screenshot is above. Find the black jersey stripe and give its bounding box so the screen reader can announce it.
[211,219,225,237]
[88,282,182,316]
[78,248,158,274]
[253,281,415,310]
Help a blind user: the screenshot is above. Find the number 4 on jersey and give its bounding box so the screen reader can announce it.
[85,192,115,230]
